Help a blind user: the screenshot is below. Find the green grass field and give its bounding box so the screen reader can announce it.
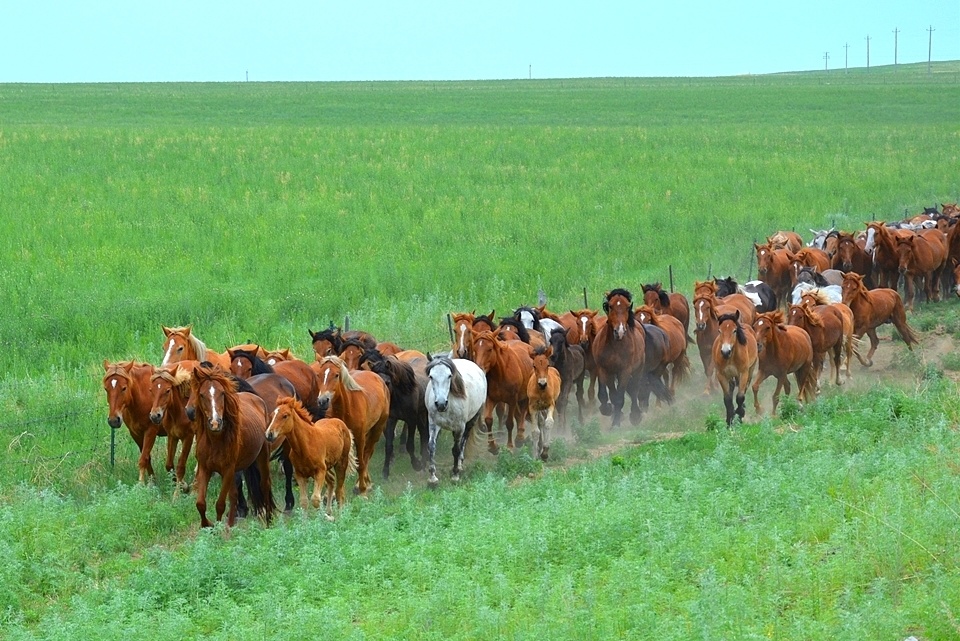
[0,63,959,639]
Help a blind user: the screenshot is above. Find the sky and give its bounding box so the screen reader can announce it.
[2,1,958,82]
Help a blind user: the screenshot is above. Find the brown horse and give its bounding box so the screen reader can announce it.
[147,362,198,494]
[308,327,377,360]
[546,328,587,430]
[789,248,832,285]
[160,325,231,369]
[186,364,276,528]
[471,329,533,450]
[864,222,909,290]
[642,283,692,340]
[832,232,874,288]
[495,317,546,349]
[893,229,947,309]
[754,243,795,309]
[590,289,646,427]
[767,230,804,252]
[450,310,496,359]
[525,345,562,461]
[103,360,167,485]
[265,396,357,520]
[557,308,600,408]
[635,304,691,395]
[840,272,919,366]
[314,356,390,496]
[786,300,855,387]
[692,281,756,394]
[712,311,758,427]
[752,311,816,416]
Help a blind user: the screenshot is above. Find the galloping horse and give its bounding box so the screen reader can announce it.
[494,317,543,348]
[590,289,646,427]
[893,229,947,309]
[147,362,198,495]
[547,328,586,430]
[102,360,166,485]
[160,325,230,369]
[635,304,690,395]
[754,243,795,310]
[864,222,908,290]
[714,276,777,313]
[840,272,919,366]
[712,311,758,427]
[450,311,496,359]
[265,397,356,520]
[314,356,391,496]
[514,305,565,348]
[832,232,874,288]
[642,283,691,340]
[787,300,855,387]
[186,364,276,528]
[692,281,756,393]
[423,355,487,487]
[557,308,601,408]
[752,311,817,416]
[525,345,562,461]
[357,348,429,480]
[788,248,832,284]
[471,329,533,451]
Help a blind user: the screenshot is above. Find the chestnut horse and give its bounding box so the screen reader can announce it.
[103,360,166,484]
[864,222,909,290]
[308,327,377,360]
[754,243,795,310]
[471,329,533,450]
[265,396,356,520]
[160,325,231,369]
[186,364,275,528]
[832,232,874,288]
[787,299,855,387]
[450,311,496,359]
[590,289,646,427]
[712,311,758,427]
[893,229,947,309]
[693,281,756,393]
[147,362,198,494]
[635,304,691,395]
[840,272,919,366]
[314,356,391,496]
[789,248,832,285]
[525,345,562,461]
[768,230,804,252]
[642,282,691,340]
[752,311,817,416]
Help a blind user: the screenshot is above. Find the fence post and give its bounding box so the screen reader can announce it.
[668,265,675,293]
[110,429,115,467]
[583,287,588,308]
[447,313,454,345]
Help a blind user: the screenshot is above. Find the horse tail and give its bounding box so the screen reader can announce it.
[242,453,277,524]
[891,300,920,348]
[344,427,358,478]
[671,351,692,387]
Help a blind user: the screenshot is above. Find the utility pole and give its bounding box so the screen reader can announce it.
[892,28,899,65]
[866,35,871,68]
[844,42,850,72]
[823,51,830,71]
[927,25,935,72]
[529,64,532,80]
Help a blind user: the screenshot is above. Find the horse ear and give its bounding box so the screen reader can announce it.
[103,359,110,371]
[426,351,433,361]
[658,290,670,307]
[733,309,741,321]
[308,329,317,340]
[602,299,610,312]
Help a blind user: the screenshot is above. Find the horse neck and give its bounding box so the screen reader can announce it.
[123,366,155,427]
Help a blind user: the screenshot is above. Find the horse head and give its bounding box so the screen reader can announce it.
[603,289,634,340]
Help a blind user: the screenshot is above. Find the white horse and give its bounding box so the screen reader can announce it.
[515,306,565,348]
[424,354,487,487]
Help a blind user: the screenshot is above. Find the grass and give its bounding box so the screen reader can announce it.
[0,63,959,639]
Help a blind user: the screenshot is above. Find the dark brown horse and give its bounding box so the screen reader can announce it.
[590,289,646,427]
[635,304,691,395]
[832,232,874,288]
[752,311,817,416]
[308,327,377,360]
[102,360,166,485]
[642,283,692,340]
[840,272,919,366]
[712,311,758,427]
[547,328,586,430]
[186,364,275,528]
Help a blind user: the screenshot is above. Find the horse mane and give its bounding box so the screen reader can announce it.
[473,311,496,328]
[151,366,193,396]
[513,306,542,331]
[319,356,363,392]
[796,301,824,327]
[338,338,369,354]
[278,395,314,426]
[309,328,342,352]
[532,343,550,358]
[802,288,834,306]
[714,276,739,296]
[426,355,466,399]
[375,355,417,397]
[103,361,133,379]
[798,266,828,287]
[606,288,633,303]
[229,348,275,375]
[716,312,747,345]
[497,317,531,343]
[641,282,663,294]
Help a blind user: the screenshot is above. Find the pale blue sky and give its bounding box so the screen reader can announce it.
[2,1,958,82]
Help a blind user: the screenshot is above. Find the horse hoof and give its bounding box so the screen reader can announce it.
[629,413,643,426]
[488,443,500,455]
[428,477,440,489]
[540,450,549,462]
[599,404,613,416]
[451,474,461,483]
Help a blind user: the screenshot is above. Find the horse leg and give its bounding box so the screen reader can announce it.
[136,428,159,484]
[195,465,213,528]
[596,373,612,416]
[405,419,424,472]
[608,379,626,428]
[427,422,441,488]
[574,376,586,425]
[752,372,765,415]
[176,434,194,494]
[735,375,750,424]
[165,436,176,476]
[280,448,295,512]
[864,329,879,367]
[234,471,249,518]
[381,417,398,480]
[770,377,785,416]
[217,467,237,526]
[296,473,311,511]
[830,344,842,386]
[450,428,465,482]
[309,468,326,512]
[719,378,735,426]
[514,402,528,446]
[541,406,555,461]
[482,400,499,454]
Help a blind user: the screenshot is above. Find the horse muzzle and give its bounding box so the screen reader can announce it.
[695,321,706,332]
[537,379,548,390]
[434,400,448,412]
[265,430,278,443]
[206,418,224,433]
[720,345,732,359]
[316,394,331,412]
[149,409,164,425]
[108,415,122,429]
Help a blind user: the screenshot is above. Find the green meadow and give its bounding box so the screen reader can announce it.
[0,62,959,639]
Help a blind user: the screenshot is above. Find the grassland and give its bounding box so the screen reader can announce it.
[0,63,959,639]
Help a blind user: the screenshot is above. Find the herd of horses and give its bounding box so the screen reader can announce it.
[102,204,956,530]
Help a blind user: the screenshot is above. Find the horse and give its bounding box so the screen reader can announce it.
[160,325,231,369]
[423,354,487,487]
[557,308,601,409]
[525,345,562,461]
[450,310,496,359]
[787,299,855,387]
[547,328,586,430]
[186,364,276,528]
[633,323,676,412]
[641,283,691,340]
[795,266,844,287]
[692,281,756,394]
[147,362,198,495]
[471,329,533,450]
[893,229,947,309]
[809,228,839,257]
[864,222,909,290]
[714,276,777,313]
[754,243,795,310]
[494,316,544,348]
[357,348,429,479]
[789,247,832,284]
[314,356,391,496]
[513,305,565,349]
[308,327,377,360]
[832,232,874,288]
[840,272,919,366]
[102,360,167,485]
[336,338,371,371]
[590,289,646,427]
[768,230,804,252]
[264,397,357,520]
[751,310,817,417]
[712,311,758,427]
[635,304,690,395]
